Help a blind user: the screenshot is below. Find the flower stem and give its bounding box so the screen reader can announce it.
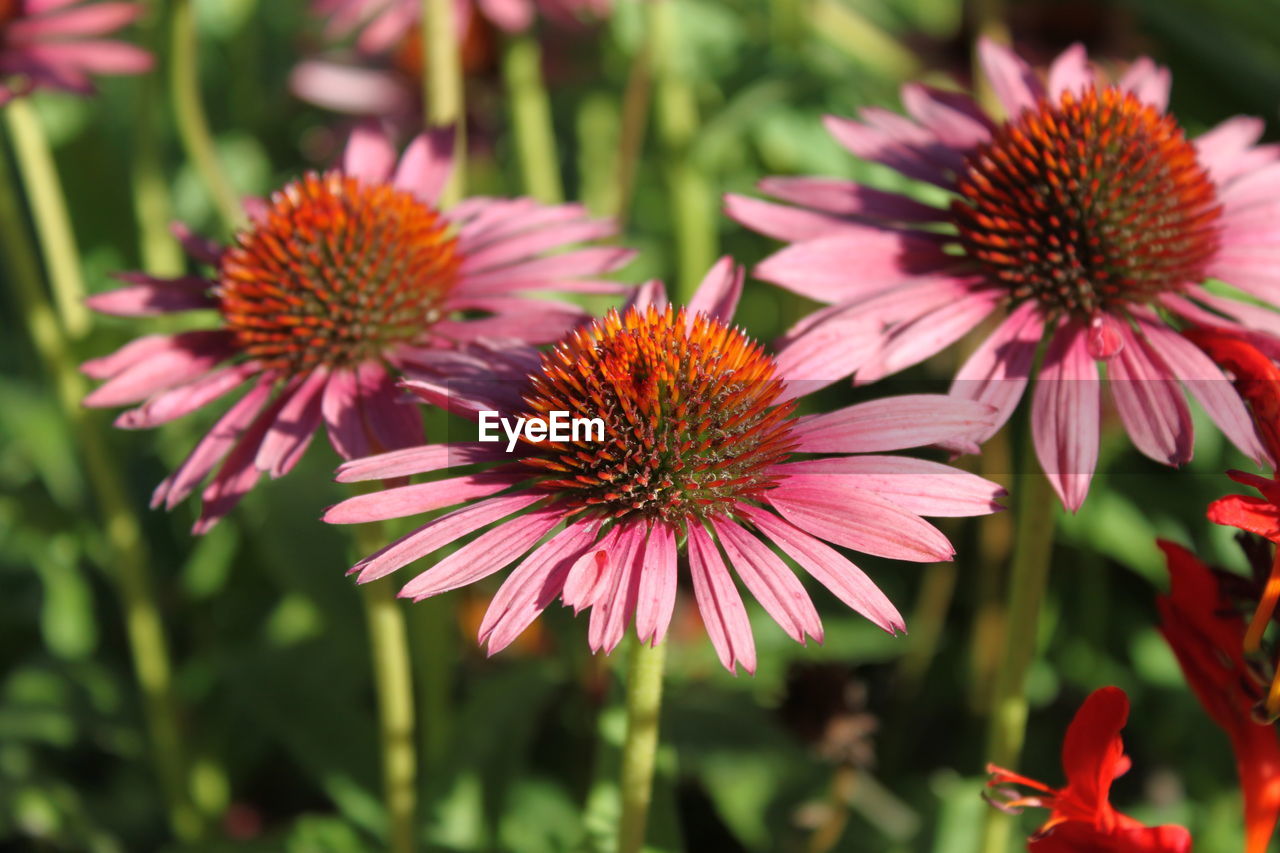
[3,100,90,339]
[355,519,418,853]
[0,141,201,842]
[611,8,654,227]
[978,429,1056,853]
[503,32,563,203]
[616,637,667,853]
[132,0,184,276]
[170,0,243,233]
[424,0,465,207]
[649,0,716,301]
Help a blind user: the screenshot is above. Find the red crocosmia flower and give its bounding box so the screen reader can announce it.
[1157,541,1280,853]
[83,123,631,533]
[0,0,152,104]
[729,39,1280,511]
[324,260,1007,671]
[986,686,1191,852]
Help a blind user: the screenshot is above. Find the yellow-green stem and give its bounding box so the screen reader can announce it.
[503,33,563,203]
[969,0,1009,117]
[131,0,184,276]
[170,0,243,233]
[612,7,654,227]
[649,0,716,302]
[4,100,90,338]
[0,144,201,842]
[978,433,1056,853]
[424,0,465,207]
[616,638,667,853]
[355,522,418,853]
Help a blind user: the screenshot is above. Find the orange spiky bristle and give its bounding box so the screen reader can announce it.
[217,171,460,373]
[952,87,1222,317]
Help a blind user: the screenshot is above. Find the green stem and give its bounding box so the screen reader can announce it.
[3,100,90,339]
[612,12,654,227]
[649,0,716,302]
[170,0,243,233]
[616,638,667,853]
[424,0,465,207]
[0,142,201,842]
[355,524,418,853]
[978,432,1056,853]
[968,0,1008,117]
[132,0,184,275]
[502,33,563,203]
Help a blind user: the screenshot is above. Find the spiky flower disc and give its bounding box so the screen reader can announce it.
[952,87,1222,318]
[218,171,460,373]
[519,305,797,523]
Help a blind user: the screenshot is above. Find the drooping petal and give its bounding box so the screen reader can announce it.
[115,362,258,430]
[1031,321,1100,512]
[711,517,822,644]
[254,367,329,479]
[948,300,1045,443]
[765,483,955,562]
[1108,324,1194,466]
[634,522,677,646]
[587,521,646,654]
[1058,686,1130,815]
[687,522,756,673]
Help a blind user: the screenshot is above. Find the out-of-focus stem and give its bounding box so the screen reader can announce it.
[4,100,90,338]
[649,0,716,301]
[978,432,1056,853]
[612,9,655,227]
[969,0,1009,116]
[356,534,418,853]
[616,638,667,853]
[424,0,465,207]
[503,33,563,203]
[0,146,201,843]
[170,0,243,233]
[132,0,183,275]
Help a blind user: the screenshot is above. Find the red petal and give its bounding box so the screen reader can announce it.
[1206,494,1280,542]
[1057,687,1131,822]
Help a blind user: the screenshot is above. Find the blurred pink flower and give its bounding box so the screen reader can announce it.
[730,39,1280,510]
[324,260,1006,671]
[0,0,151,103]
[83,123,631,533]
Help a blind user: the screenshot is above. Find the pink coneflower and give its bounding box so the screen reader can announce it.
[291,0,604,120]
[0,0,151,103]
[324,260,1006,671]
[729,39,1280,510]
[83,123,631,533]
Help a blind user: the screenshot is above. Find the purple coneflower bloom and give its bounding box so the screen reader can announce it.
[729,39,1280,510]
[83,123,631,533]
[324,260,1006,672]
[0,0,151,103]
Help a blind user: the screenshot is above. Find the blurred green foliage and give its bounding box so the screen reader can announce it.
[2,0,1280,850]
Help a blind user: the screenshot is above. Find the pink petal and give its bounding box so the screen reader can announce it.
[712,516,822,644]
[87,275,215,316]
[83,331,234,407]
[10,3,143,39]
[399,505,563,600]
[948,300,1045,443]
[1117,56,1171,112]
[323,472,521,523]
[288,61,414,117]
[634,522,677,646]
[1046,43,1092,100]
[170,222,222,265]
[394,128,456,206]
[900,84,994,151]
[459,216,617,275]
[822,114,954,188]
[154,379,274,510]
[335,442,507,482]
[1133,310,1266,464]
[353,361,422,453]
[321,368,371,461]
[479,519,600,654]
[739,504,904,634]
[477,0,534,31]
[352,492,545,583]
[116,362,258,430]
[686,256,743,324]
[1108,324,1193,466]
[725,194,875,242]
[976,36,1043,118]
[433,306,585,345]
[791,394,997,454]
[1031,321,1100,512]
[20,40,152,74]
[587,522,646,654]
[623,279,667,314]
[852,290,1000,385]
[756,176,946,223]
[254,367,329,479]
[192,387,292,534]
[686,521,756,674]
[561,525,621,613]
[343,121,397,184]
[765,483,955,562]
[82,333,180,380]
[754,230,953,304]
[458,247,635,295]
[1195,117,1266,184]
[771,455,1006,517]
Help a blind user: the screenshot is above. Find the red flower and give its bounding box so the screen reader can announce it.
[986,686,1191,852]
[1158,541,1280,853]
